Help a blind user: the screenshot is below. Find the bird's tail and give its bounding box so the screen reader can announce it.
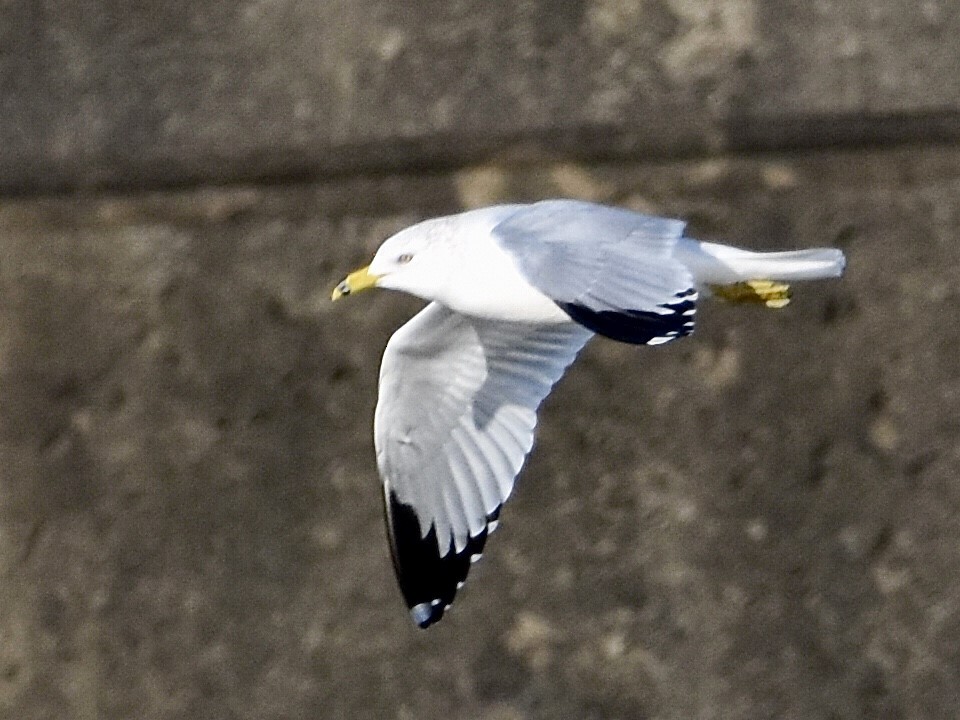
[675,239,846,308]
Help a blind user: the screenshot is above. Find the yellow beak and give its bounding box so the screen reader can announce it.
[331,265,381,301]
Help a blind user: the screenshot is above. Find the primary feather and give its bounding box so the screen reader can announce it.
[375,303,592,627]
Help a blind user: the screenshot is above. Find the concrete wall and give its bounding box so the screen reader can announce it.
[1,2,959,719]
[3,0,960,193]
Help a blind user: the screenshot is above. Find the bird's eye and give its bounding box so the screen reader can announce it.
[397,253,414,264]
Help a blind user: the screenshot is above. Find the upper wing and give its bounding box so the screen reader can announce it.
[492,200,698,345]
[374,302,592,627]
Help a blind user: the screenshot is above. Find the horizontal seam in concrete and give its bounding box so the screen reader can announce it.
[2,109,960,200]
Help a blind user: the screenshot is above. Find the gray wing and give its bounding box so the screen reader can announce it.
[374,302,592,627]
[491,200,698,345]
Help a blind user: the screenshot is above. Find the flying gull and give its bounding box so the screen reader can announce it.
[331,199,846,628]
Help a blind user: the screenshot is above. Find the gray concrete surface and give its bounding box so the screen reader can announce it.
[1,1,959,719]
[2,1,960,193]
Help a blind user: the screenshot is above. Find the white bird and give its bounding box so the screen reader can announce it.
[331,199,845,628]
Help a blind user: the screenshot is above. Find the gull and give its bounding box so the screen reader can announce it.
[332,199,845,628]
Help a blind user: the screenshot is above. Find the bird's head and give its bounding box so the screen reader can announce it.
[332,221,451,302]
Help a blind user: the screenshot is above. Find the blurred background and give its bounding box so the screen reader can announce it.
[2,2,959,718]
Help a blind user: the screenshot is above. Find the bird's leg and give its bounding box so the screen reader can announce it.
[709,280,791,308]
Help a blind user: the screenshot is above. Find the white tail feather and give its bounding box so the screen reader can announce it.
[675,239,846,285]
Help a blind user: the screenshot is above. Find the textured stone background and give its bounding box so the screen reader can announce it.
[1,2,959,719]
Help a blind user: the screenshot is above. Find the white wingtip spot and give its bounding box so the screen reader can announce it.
[411,603,433,626]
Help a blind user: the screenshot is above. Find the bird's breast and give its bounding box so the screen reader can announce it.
[440,241,570,323]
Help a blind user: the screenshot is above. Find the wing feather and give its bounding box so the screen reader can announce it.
[445,442,488,535]
[375,302,592,626]
[492,200,699,344]
[450,426,501,515]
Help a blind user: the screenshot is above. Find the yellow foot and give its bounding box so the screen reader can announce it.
[709,280,792,308]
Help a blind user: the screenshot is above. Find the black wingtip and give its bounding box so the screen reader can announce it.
[557,289,697,345]
[383,490,499,628]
